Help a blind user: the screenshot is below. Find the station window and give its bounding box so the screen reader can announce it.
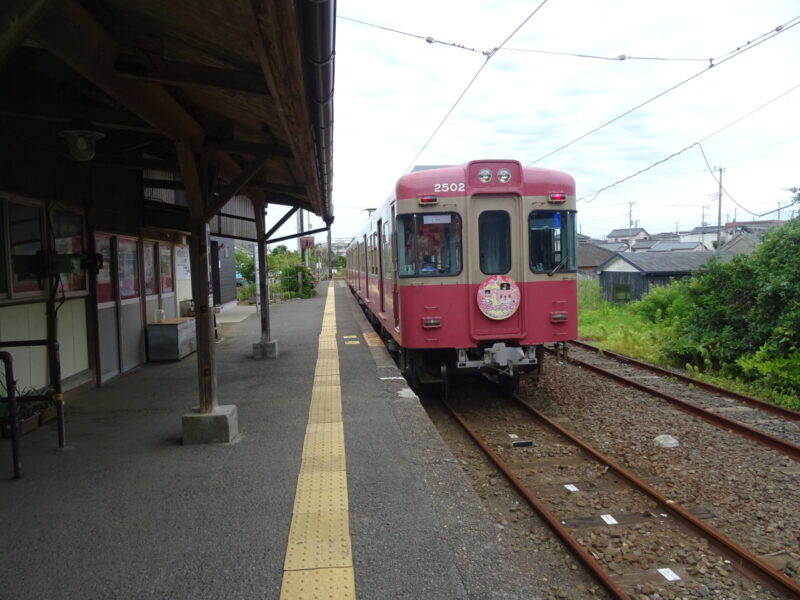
[529,210,577,274]
[51,209,86,293]
[479,210,510,275]
[397,213,462,277]
[143,243,157,296]
[117,238,140,300]
[159,245,174,293]
[9,201,44,295]
[0,203,7,295]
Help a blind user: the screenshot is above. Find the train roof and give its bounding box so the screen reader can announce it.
[397,160,575,199]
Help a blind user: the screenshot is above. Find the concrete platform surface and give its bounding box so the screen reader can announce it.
[0,281,542,599]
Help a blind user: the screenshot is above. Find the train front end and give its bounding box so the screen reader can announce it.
[395,160,577,391]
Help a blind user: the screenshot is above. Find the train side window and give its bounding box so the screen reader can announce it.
[397,213,462,277]
[479,210,510,274]
[529,210,577,273]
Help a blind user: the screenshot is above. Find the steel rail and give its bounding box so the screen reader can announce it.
[441,398,633,600]
[553,349,800,462]
[568,340,800,421]
[505,394,800,599]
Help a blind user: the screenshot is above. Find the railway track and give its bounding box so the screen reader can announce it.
[557,341,800,460]
[437,385,800,599]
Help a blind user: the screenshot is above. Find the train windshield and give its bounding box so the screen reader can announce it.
[397,213,462,277]
[479,210,511,274]
[529,210,577,273]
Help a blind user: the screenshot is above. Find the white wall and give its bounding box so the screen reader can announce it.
[0,298,88,392]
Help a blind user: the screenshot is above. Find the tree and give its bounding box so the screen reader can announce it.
[268,246,301,274]
[235,249,255,284]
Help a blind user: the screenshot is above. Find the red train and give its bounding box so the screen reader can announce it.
[346,159,577,392]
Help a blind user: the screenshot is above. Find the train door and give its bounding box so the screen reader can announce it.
[377,219,385,312]
[469,196,525,337]
[380,216,395,321]
[388,204,399,327]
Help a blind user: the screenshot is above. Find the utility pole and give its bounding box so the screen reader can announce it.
[297,209,304,262]
[701,205,708,227]
[714,167,724,250]
[628,202,634,229]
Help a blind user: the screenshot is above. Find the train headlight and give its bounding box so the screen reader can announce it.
[478,168,492,183]
[497,168,511,183]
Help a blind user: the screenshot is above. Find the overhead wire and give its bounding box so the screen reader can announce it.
[578,80,800,206]
[402,0,550,173]
[337,15,484,54]
[338,15,713,62]
[696,145,797,219]
[529,16,800,165]
[501,47,708,62]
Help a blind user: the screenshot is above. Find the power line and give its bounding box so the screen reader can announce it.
[697,145,796,219]
[578,80,800,204]
[403,0,550,173]
[340,14,713,62]
[502,47,708,62]
[337,15,484,55]
[529,17,800,165]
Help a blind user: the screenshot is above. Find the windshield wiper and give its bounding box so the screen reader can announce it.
[547,253,569,277]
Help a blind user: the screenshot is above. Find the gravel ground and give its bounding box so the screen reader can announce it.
[421,351,799,600]
[524,357,800,580]
[567,345,800,448]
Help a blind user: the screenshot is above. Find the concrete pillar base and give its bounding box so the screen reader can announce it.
[182,404,239,445]
[252,339,279,360]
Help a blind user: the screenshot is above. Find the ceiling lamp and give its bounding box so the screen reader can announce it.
[59,119,105,162]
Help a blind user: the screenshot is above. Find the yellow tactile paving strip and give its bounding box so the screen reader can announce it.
[280,282,356,599]
[362,332,382,347]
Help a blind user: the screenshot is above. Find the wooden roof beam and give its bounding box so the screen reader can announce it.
[0,97,156,133]
[143,177,305,198]
[204,136,293,159]
[114,56,270,96]
[30,0,243,219]
[208,154,269,217]
[246,0,322,215]
[0,0,58,69]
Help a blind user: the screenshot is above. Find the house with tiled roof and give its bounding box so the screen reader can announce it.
[606,227,650,245]
[596,250,734,302]
[577,243,614,278]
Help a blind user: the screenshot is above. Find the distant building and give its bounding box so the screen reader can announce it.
[596,242,629,253]
[577,243,614,278]
[630,240,660,252]
[650,232,680,242]
[606,227,650,245]
[680,226,730,250]
[718,220,785,256]
[647,241,705,252]
[596,250,734,302]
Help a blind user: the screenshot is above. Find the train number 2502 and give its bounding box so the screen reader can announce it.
[433,182,466,192]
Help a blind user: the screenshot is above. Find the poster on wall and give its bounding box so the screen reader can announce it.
[117,238,139,300]
[95,234,113,303]
[175,247,191,280]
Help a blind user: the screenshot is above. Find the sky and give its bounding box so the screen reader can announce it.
[273,0,800,244]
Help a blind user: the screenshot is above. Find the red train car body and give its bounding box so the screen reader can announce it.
[346,159,577,391]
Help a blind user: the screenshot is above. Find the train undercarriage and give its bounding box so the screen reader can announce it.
[397,342,546,395]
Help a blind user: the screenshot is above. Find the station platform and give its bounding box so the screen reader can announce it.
[1,281,543,599]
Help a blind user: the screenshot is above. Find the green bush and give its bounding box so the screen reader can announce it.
[577,218,800,408]
[237,282,255,302]
[280,265,316,298]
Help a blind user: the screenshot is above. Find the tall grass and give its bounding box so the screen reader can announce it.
[577,279,666,364]
[577,278,799,409]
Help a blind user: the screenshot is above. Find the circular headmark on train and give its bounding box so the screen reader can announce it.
[476,275,521,320]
